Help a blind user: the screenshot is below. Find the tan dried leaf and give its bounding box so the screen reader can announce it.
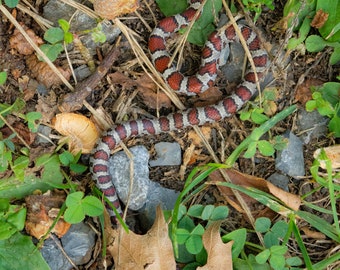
[211,169,301,215]
[94,0,139,20]
[9,26,44,55]
[294,78,324,106]
[53,113,100,154]
[109,206,176,270]
[25,192,71,239]
[26,54,71,88]
[314,145,340,169]
[197,221,233,270]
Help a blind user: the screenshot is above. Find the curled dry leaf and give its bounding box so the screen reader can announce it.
[53,113,99,154]
[108,206,175,270]
[197,221,233,270]
[9,26,44,55]
[25,192,71,239]
[210,169,301,215]
[26,55,71,88]
[94,0,139,19]
[314,145,340,169]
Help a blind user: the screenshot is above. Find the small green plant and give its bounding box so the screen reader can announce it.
[59,150,87,174]
[64,191,104,224]
[242,0,275,22]
[40,19,74,62]
[283,0,340,64]
[0,198,26,240]
[305,82,340,138]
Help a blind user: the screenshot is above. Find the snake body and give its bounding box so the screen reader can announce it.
[90,0,268,216]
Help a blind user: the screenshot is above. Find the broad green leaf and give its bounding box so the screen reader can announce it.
[305,35,327,52]
[243,141,257,158]
[255,217,271,233]
[270,245,288,255]
[26,111,42,132]
[210,205,229,220]
[187,204,204,218]
[320,82,340,107]
[222,228,247,259]
[269,254,286,269]
[70,163,87,174]
[0,232,50,270]
[257,140,275,156]
[176,228,191,244]
[64,203,85,224]
[255,249,270,264]
[251,110,269,124]
[59,151,74,166]
[316,1,340,42]
[39,43,64,62]
[82,195,104,216]
[328,115,340,137]
[330,47,340,65]
[4,0,19,8]
[6,206,26,231]
[65,191,84,207]
[201,205,214,220]
[186,234,203,254]
[155,0,188,16]
[44,27,64,44]
[0,221,16,240]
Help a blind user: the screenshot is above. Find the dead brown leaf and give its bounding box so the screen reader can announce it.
[26,54,71,88]
[295,78,324,106]
[25,191,71,239]
[137,73,172,110]
[108,206,175,270]
[197,221,233,270]
[211,169,301,215]
[194,87,223,107]
[311,9,329,29]
[1,121,36,146]
[9,25,44,55]
[300,226,326,240]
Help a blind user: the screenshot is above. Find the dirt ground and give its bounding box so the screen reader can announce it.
[0,0,339,268]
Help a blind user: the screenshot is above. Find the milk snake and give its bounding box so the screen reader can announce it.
[90,0,268,216]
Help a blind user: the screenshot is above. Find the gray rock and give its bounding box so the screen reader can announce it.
[296,108,329,144]
[139,181,179,230]
[108,146,150,210]
[267,173,290,192]
[149,142,182,167]
[41,238,72,270]
[61,223,96,265]
[276,131,305,177]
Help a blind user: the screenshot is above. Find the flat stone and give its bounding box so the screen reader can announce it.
[149,142,182,167]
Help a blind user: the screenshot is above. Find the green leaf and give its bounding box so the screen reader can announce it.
[330,46,340,65]
[305,35,328,52]
[243,140,257,158]
[82,195,104,216]
[201,205,214,220]
[257,140,275,156]
[0,198,10,212]
[63,32,74,44]
[4,0,19,8]
[155,0,188,16]
[186,234,203,254]
[12,156,30,181]
[59,151,74,166]
[320,82,340,107]
[271,220,289,238]
[316,1,340,42]
[64,202,85,224]
[287,16,312,50]
[255,217,271,233]
[26,111,42,132]
[328,114,340,137]
[0,232,50,270]
[0,221,17,240]
[210,205,229,220]
[0,71,7,85]
[44,27,64,44]
[251,110,269,124]
[58,19,70,33]
[187,204,204,218]
[70,163,87,174]
[269,253,286,269]
[39,43,64,62]
[66,191,84,207]
[255,249,270,264]
[222,228,247,259]
[176,228,191,244]
[286,256,303,266]
[270,245,288,255]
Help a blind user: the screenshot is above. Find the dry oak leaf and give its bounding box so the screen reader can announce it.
[94,0,139,19]
[109,206,176,270]
[211,169,301,215]
[9,26,44,55]
[197,221,233,270]
[26,54,71,88]
[53,113,99,154]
